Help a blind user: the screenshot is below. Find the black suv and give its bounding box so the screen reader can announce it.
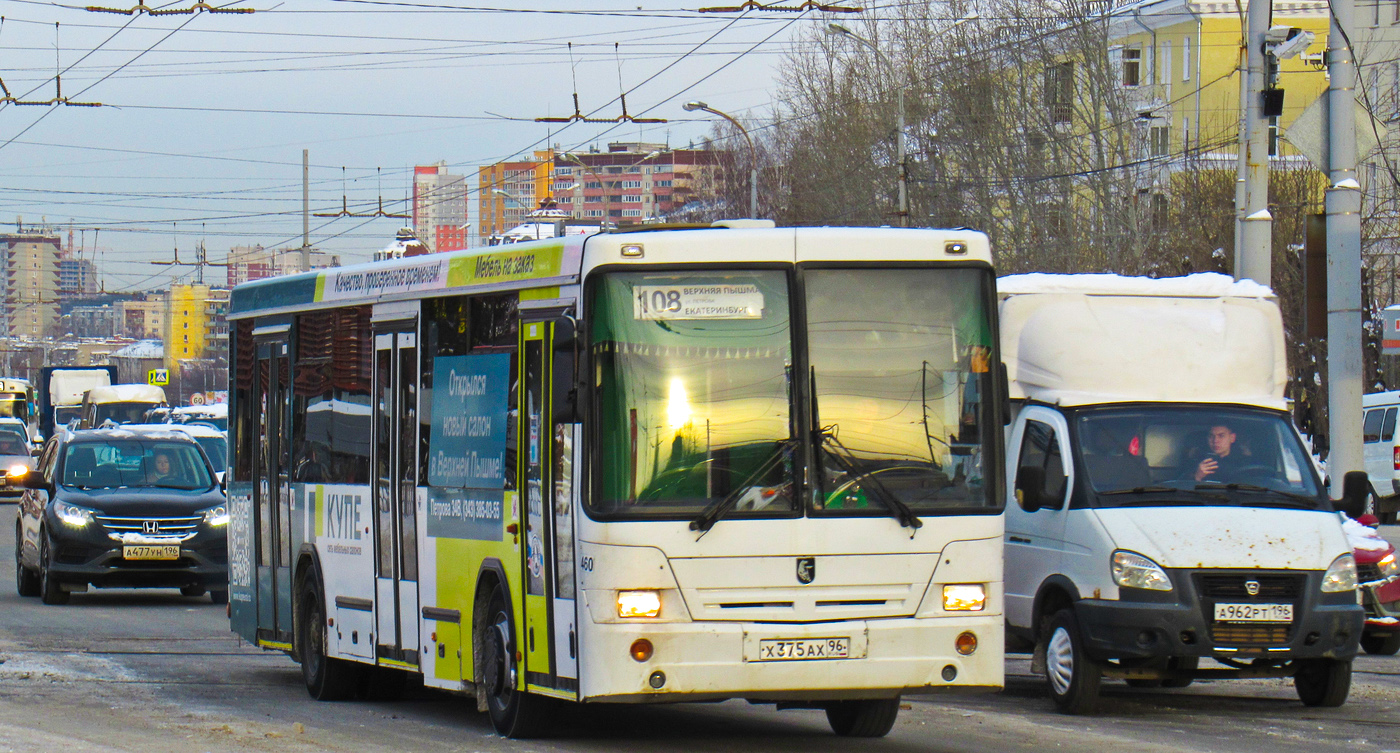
[14,428,228,605]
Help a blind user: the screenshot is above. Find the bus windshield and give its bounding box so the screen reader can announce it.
[808,268,996,514]
[591,270,796,517]
[0,397,27,420]
[588,266,998,520]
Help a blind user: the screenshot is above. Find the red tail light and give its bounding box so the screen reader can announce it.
[1392,445,1399,471]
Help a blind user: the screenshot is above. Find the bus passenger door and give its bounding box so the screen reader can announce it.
[254,335,294,648]
[519,318,578,695]
[373,325,421,668]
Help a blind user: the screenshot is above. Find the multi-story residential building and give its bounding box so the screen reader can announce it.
[1,226,62,338]
[226,245,340,287]
[58,256,98,295]
[478,151,554,243]
[552,143,717,226]
[413,162,469,253]
[204,288,230,360]
[164,284,210,369]
[67,304,119,338]
[116,297,164,340]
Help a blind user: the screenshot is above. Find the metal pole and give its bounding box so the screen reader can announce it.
[1326,0,1364,497]
[302,149,310,250]
[1236,0,1272,284]
[896,86,908,227]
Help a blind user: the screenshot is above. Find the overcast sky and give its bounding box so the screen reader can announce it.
[0,0,820,291]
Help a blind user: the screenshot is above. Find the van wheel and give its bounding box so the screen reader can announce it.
[1161,656,1199,688]
[1294,658,1351,707]
[297,574,362,700]
[208,589,228,605]
[1361,632,1400,656]
[38,534,69,605]
[481,584,549,738]
[15,524,38,597]
[180,585,206,597]
[1044,608,1101,714]
[825,698,901,737]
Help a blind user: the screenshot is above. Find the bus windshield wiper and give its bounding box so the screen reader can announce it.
[816,428,923,536]
[689,438,797,539]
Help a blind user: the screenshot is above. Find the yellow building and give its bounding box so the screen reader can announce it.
[477,150,555,242]
[164,284,211,371]
[1103,0,1329,164]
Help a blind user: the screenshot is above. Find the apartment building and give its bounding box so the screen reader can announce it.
[1,227,62,338]
[414,162,469,253]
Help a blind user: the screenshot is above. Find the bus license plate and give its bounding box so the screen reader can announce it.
[123,545,179,561]
[1214,603,1292,623]
[756,637,851,661]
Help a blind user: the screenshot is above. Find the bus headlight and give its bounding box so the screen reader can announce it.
[200,505,230,527]
[617,590,662,619]
[53,500,95,528]
[943,584,986,611]
[1111,550,1173,591]
[1321,554,1358,592]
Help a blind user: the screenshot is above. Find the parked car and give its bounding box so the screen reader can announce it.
[1344,514,1400,655]
[0,429,34,501]
[13,428,228,605]
[1360,391,1400,523]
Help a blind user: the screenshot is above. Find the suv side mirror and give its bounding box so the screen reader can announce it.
[1016,465,1046,513]
[1337,470,1371,518]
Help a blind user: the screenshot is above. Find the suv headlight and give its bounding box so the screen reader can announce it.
[53,499,96,528]
[200,504,229,527]
[1378,551,1399,579]
[1111,550,1173,591]
[1322,554,1359,592]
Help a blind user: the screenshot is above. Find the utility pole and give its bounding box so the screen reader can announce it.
[302,149,311,272]
[1326,0,1364,496]
[1236,0,1273,284]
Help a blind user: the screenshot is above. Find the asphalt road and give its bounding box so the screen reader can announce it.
[0,517,1397,753]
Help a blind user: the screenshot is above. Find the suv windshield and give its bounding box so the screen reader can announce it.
[1076,407,1324,507]
[62,439,213,490]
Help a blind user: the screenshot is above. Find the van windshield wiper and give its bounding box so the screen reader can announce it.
[1097,485,1179,496]
[1194,483,1322,507]
[689,438,797,539]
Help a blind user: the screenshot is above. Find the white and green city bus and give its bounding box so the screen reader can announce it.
[226,222,1006,738]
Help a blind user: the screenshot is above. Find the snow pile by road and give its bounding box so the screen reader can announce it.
[1342,515,1392,552]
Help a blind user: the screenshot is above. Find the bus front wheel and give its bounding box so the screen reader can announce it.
[825,698,900,737]
[480,584,550,738]
[297,574,362,701]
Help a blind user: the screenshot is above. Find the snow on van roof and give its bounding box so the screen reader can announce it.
[998,272,1274,298]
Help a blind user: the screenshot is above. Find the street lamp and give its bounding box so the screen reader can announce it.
[684,101,758,219]
[827,15,976,228]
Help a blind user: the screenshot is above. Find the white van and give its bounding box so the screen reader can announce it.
[1360,391,1400,523]
[999,273,1366,714]
[78,384,167,429]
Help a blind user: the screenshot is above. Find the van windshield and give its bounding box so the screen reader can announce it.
[1075,407,1325,507]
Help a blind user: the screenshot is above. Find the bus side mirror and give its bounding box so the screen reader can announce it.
[1337,470,1371,518]
[552,315,580,424]
[1016,465,1045,513]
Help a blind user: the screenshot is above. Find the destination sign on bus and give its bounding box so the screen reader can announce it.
[633,284,764,320]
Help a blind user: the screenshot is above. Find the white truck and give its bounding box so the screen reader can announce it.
[999,273,1366,713]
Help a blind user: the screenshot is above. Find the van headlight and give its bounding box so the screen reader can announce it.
[200,505,230,527]
[53,499,95,528]
[1378,552,1399,579]
[1321,554,1358,592]
[1111,550,1173,591]
[617,590,662,619]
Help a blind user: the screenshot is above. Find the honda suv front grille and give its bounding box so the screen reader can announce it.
[95,515,201,536]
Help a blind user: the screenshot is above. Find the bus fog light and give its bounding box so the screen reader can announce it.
[943,584,986,611]
[648,670,666,688]
[630,638,654,662]
[941,664,957,681]
[617,590,662,618]
[955,631,977,656]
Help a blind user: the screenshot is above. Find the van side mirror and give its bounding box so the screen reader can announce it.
[1016,465,1046,513]
[1337,470,1371,518]
[998,361,1011,426]
[17,470,49,492]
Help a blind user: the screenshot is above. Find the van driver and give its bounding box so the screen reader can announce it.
[1194,423,1246,482]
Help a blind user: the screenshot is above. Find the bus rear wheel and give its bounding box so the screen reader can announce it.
[297,574,362,701]
[481,584,549,738]
[825,698,900,737]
